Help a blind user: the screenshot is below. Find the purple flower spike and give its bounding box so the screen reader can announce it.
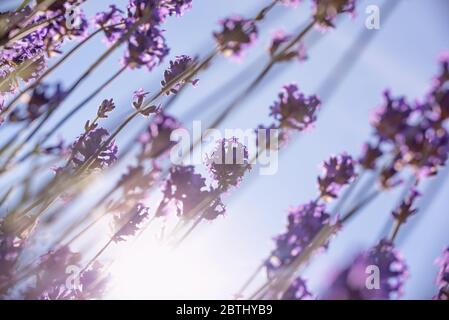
[318,153,356,200]
[8,82,65,123]
[124,26,169,72]
[94,5,126,46]
[323,239,408,300]
[266,202,330,272]
[112,203,150,242]
[97,98,115,119]
[359,143,382,170]
[70,127,118,171]
[161,55,198,95]
[213,15,258,59]
[270,84,321,132]
[205,138,251,191]
[281,277,314,300]
[138,112,181,159]
[392,189,420,224]
[161,165,225,220]
[434,247,449,300]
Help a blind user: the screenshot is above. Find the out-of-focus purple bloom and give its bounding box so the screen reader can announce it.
[94,5,126,46]
[24,246,81,300]
[161,55,198,95]
[25,246,108,300]
[395,120,449,177]
[270,84,321,132]
[70,127,118,171]
[161,165,225,220]
[0,223,24,295]
[213,15,258,59]
[112,203,150,242]
[392,188,420,224]
[281,277,314,300]
[434,247,449,300]
[266,201,330,272]
[359,143,382,170]
[123,25,169,71]
[138,112,181,159]
[318,153,356,200]
[323,239,408,300]
[8,82,65,123]
[313,0,357,29]
[97,98,115,119]
[205,138,251,191]
[371,91,414,141]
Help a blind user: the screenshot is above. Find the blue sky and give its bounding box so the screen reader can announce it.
[2,0,449,299]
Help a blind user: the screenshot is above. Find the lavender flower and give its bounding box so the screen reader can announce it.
[123,25,169,71]
[281,277,313,300]
[70,127,118,171]
[112,203,150,242]
[266,201,330,272]
[205,138,251,191]
[25,246,108,300]
[395,120,449,177]
[97,98,115,119]
[370,91,413,142]
[161,55,198,95]
[318,153,356,200]
[8,82,65,122]
[138,112,181,159]
[313,0,357,29]
[359,143,382,170]
[213,15,258,59]
[269,84,321,132]
[391,189,420,224]
[161,165,225,220]
[434,247,449,300]
[268,30,307,62]
[323,239,408,300]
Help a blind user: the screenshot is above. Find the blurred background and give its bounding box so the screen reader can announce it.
[1,0,448,299]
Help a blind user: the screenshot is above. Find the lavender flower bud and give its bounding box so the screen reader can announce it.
[70,127,118,171]
[161,55,198,95]
[269,84,321,132]
[213,15,258,59]
[97,98,115,119]
[112,203,150,242]
[391,189,420,224]
[359,143,382,170]
[318,153,356,200]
